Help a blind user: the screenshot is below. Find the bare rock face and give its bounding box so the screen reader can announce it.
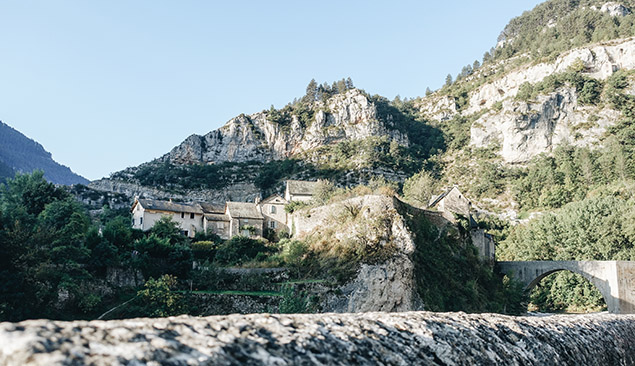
[89,178,260,203]
[416,95,458,121]
[470,87,620,162]
[1,312,634,365]
[164,89,407,166]
[599,2,632,17]
[292,195,421,313]
[465,38,635,116]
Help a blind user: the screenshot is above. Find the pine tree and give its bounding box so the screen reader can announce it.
[305,79,318,102]
[445,74,453,87]
[345,77,354,89]
[336,79,347,94]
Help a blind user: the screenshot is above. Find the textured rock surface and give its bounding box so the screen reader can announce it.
[292,195,421,313]
[470,87,620,162]
[447,37,635,162]
[164,89,407,166]
[89,178,260,203]
[597,2,632,17]
[416,95,458,121]
[2,312,634,365]
[465,38,635,115]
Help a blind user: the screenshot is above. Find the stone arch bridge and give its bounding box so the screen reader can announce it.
[498,261,635,314]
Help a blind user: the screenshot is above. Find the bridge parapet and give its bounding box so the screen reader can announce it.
[498,260,635,314]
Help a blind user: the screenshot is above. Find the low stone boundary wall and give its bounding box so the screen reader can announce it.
[2,311,635,365]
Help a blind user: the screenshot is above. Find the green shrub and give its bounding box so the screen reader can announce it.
[215,236,272,266]
[137,275,188,317]
[191,241,217,261]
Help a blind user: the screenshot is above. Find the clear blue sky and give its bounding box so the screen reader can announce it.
[0,0,544,181]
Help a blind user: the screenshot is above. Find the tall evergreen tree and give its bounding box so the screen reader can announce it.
[345,77,354,89]
[305,79,318,102]
[445,74,453,87]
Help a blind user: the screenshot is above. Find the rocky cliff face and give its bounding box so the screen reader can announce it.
[2,312,634,365]
[420,36,635,163]
[465,38,635,116]
[90,89,409,202]
[292,195,422,313]
[165,89,407,165]
[470,87,621,162]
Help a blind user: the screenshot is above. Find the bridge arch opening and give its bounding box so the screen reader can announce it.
[527,270,607,313]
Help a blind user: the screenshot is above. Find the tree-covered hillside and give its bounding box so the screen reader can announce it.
[88,0,635,313]
[0,121,88,185]
[403,0,635,313]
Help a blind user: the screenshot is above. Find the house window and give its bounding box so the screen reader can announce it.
[216,222,224,229]
[244,219,249,224]
[270,205,276,214]
[140,217,143,225]
[241,229,250,237]
[181,212,185,219]
[132,218,135,225]
[269,221,277,229]
[190,213,195,219]
[181,230,188,236]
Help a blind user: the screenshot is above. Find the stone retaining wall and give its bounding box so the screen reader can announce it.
[1,311,634,365]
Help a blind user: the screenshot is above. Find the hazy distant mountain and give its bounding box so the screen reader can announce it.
[0,121,89,185]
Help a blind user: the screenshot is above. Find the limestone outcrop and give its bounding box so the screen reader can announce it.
[291,195,421,313]
[470,87,621,162]
[465,38,635,116]
[2,312,634,365]
[164,89,407,166]
[596,2,632,17]
[89,178,260,203]
[415,37,635,163]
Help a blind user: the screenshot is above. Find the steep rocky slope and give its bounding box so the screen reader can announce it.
[291,195,423,313]
[89,0,635,212]
[418,36,635,163]
[166,89,408,165]
[0,121,88,185]
[2,312,634,365]
[90,89,424,202]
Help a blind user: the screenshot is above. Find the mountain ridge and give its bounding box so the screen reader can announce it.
[0,121,88,185]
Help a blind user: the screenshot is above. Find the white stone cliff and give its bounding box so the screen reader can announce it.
[165,89,408,165]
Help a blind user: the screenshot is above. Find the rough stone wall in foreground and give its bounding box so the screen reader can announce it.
[1,311,634,365]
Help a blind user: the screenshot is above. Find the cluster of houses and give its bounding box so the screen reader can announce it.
[131,180,319,239]
[131,181,495,260]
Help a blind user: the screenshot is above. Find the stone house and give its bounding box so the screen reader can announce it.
[226,202,264,238]
[131,180,321,240]
[259,194,289,233]
[201,203,231,239]
[428,186,473,220]
[131,199,204,238]
[428,186,495,261]
[284,180,320,202]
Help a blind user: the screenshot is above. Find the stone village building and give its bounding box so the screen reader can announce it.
[132,180,494,260]
[132,180,319,239]
[428,186,496,261]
